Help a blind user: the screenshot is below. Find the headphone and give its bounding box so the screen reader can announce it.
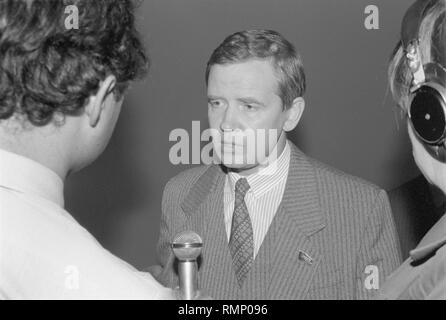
[402,0,446,162]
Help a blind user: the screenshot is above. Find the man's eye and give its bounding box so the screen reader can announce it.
[209,100,223,108]
[243,104,257,111]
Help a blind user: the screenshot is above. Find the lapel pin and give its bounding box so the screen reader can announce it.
[298,250,314,265]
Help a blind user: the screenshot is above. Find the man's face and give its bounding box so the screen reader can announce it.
[75,92,123,172]
[207,59,289,174]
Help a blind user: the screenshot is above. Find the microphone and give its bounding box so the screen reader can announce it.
[171,231,203,300]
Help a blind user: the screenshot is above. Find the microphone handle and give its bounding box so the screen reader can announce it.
[178,260,198,300]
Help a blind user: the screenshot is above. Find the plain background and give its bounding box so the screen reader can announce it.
[65,0,420,269]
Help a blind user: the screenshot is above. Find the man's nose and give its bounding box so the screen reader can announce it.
[220,105,239,131]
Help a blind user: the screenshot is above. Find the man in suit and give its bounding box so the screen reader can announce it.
[154,30,402,299]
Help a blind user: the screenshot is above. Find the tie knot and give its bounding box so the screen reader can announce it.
[235,178,250,198]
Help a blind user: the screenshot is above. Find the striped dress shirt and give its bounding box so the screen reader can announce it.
[224,141,291,257]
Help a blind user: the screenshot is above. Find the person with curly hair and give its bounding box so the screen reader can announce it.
[0,0,174,299]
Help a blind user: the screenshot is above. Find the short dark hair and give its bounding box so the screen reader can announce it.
[0,0,149,126]
[205,29,306,109]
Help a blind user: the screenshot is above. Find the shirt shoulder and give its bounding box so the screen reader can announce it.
[303,156,385,214]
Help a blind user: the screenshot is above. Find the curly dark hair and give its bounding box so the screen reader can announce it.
[0,0,149,126]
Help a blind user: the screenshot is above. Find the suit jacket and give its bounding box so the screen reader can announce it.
[154,142,402,299]
[388,175,445,259]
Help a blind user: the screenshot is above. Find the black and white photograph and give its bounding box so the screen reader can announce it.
[0,0,445,305]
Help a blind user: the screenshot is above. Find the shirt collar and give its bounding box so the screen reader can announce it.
[0,148,64,208]
[228,141,291,198]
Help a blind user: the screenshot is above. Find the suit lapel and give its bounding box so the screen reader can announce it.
[251,143,327,299]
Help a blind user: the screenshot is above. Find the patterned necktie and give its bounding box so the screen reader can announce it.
[229,178,253,286]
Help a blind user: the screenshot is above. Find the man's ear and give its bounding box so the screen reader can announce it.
[283,97,305,132]
[85,75,117,127]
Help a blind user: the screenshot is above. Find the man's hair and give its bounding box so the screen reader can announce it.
[388,0,446,112]
[0,0,148,126]
[205,29,306,109]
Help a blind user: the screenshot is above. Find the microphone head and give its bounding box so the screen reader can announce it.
[171,231,203,261]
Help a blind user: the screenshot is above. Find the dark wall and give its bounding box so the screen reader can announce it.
[65,0,420,269]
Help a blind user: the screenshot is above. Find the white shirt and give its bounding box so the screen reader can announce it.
[0,149,172,300]
[224,141,291,257]
[378,213,446,300]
